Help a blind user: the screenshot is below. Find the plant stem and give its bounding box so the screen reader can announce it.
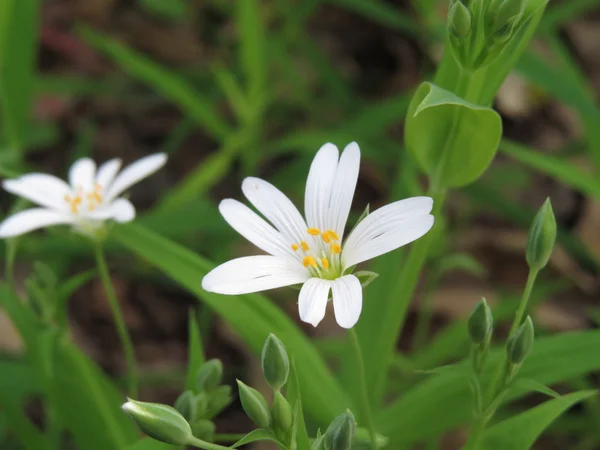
[463,415,486,450]
[508,268,539,336]
[349,327,379,450]
[187,436,234,449]
[213,433,246,443]
[94,243,138,397]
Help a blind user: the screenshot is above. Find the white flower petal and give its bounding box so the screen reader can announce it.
[219,199,297,259]
[96,158,122,188]
[0,208,74,238]
[331,274,362,328]
[298,277,331,327]
[69,158,96,190]
[87,198,135,223]
[342,197,434,267]
[328,142,360,238]
[242,177,307,242]
[105,153,167,201]
[304,143,339,231]
[3,174,71,210]
[202,255,309,295]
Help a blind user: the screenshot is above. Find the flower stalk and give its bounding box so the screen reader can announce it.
[94,243,138,397]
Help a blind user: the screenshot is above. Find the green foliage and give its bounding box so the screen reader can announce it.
[405,82,502,188]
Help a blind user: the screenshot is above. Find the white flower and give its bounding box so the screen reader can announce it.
[202,142,434,329]
[0,153,167,238]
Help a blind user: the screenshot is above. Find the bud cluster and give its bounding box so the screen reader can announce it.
[447,0,536,71]
[122,358,232,445]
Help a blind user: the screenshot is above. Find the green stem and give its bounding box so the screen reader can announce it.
[349,328,379,450]
[508,268,539,336]
[94,243,138,397]
[187,436,234,449]
[463,415,486,450]
[213,433,247,443]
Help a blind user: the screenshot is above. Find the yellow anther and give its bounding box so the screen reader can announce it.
[65,194,82,213]
[307,227,321,236]
[321,257,330,270]
[303,256,317,268]
[301,241,310,252]
[327,230,340,241]
[291,243,299,251]
[331,243,342,254]
[321,232,331,244]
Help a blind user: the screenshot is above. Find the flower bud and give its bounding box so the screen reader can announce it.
[323,410,356,450]
[206,385,232,418]
[122,399,193,445]
[194,392,209,418]
[174,390,197,422]
[507,316,534,364]
[449,1,472,39]
[190,419,216,442]
[236,380,271,428]
[526,198,556,271]
[196,359,223,392]
[261,334,290,391]
[468,298,493,344]
[271,391,293,434]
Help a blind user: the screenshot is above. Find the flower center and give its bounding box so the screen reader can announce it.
[291,228,343,279]
[64,184,103,214]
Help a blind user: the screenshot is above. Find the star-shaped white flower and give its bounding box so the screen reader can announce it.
[0,153,167,238]
[202,143,434,329]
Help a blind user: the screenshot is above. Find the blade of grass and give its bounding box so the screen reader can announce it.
[78,27,231,141]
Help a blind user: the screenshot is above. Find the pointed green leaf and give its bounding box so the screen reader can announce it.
[405,82,502,188]
[185,310,205,391]
[481,390,595,449]
[232,429,281,448]
[511,378,560,399]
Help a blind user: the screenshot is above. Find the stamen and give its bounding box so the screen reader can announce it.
[301,241,310,252]
[321,257,329,270]
[331,243,342,254]
[321,232,331,243]
[307,227,321,236]
[303,256,317,268]
[327,230,340,241]
[291,243,299,251]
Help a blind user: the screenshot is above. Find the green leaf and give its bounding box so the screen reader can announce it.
[232,429,281,448]
[377,330,600,444]
[185,310,205,392]
[287,359,311,450]
[481,390,595,449]
[500,139,600,198]
[0,0,38,151]
[511,378,561,399]
[137,0,187,21]
[113,223,348,426]
[50,341,138,450]
[236,0,266,109]
[78,27,231,141]
[405,82,502,188]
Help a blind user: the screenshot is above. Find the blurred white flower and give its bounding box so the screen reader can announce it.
[0,153,167,238]
[202,143,434,329]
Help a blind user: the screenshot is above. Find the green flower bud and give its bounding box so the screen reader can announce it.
[271,391,293,434]
[190,419,216,442]
[174,390,197,422]
[468,298,493,344]
[194,392,209,418]
[236,380,271,428]
[122,399,193,445]
[526,198,556,271]
[261,334,290,391]
[324,410,356,450]
[206,385,232,418]
[449,1,472,39]
[486,0,524,33]
[507,316,534,364]
[196,359,223,392]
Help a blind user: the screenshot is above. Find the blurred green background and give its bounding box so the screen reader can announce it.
[2,0,600,448]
